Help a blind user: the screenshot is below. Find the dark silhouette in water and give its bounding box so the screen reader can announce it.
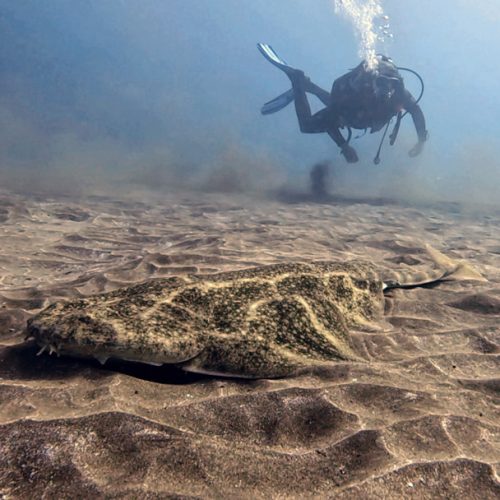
[310,162,333,199]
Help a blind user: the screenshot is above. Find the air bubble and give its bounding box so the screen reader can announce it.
[334,0,393,66]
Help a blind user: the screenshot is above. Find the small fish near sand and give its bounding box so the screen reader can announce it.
[27,246,484,378]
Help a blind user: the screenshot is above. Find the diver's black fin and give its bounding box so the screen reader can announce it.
[257,43,296,75]
[261,88,295,115]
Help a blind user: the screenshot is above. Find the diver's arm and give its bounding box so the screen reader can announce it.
[409,104,428,143]
[403,90,428,157]
[408,104,428,157]
[327,127,359,163]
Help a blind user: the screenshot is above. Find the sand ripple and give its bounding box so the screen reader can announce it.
[0,189,499,498]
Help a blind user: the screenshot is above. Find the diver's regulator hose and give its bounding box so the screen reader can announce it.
[373,66,425,164]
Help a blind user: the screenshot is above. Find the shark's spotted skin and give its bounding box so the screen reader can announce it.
[28,254,475,378]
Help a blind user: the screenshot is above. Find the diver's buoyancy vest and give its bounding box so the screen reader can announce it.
[330,57,403,131]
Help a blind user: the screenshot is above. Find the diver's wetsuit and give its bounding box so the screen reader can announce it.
[290,67,427,162]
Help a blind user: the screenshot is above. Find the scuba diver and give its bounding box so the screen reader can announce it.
[258,44,428,164]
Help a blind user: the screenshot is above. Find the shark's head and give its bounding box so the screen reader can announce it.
[27,299,203,366]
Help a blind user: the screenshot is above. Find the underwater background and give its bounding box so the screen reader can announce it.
[1,0,499,204]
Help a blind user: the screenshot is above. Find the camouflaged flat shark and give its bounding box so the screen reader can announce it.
[27,247,484,378]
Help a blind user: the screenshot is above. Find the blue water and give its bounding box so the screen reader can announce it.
[0,0,499,204]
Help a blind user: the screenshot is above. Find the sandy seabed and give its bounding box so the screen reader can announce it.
[0,187,499,499]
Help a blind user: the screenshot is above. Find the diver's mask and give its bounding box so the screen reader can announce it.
[373,76,397,101]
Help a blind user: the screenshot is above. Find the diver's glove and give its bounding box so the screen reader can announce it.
[341,143,359,163]
[409,131,428,158]
[408,141,425,157]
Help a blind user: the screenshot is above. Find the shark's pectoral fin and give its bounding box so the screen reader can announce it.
[178,349,260,379]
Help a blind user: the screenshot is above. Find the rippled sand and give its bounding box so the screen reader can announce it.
[0,188,499,498]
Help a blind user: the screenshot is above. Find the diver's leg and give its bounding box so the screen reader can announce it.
[304,80,331,106]
[288,71,327,133]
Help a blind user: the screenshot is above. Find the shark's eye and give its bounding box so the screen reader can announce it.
[353,279,369,290]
